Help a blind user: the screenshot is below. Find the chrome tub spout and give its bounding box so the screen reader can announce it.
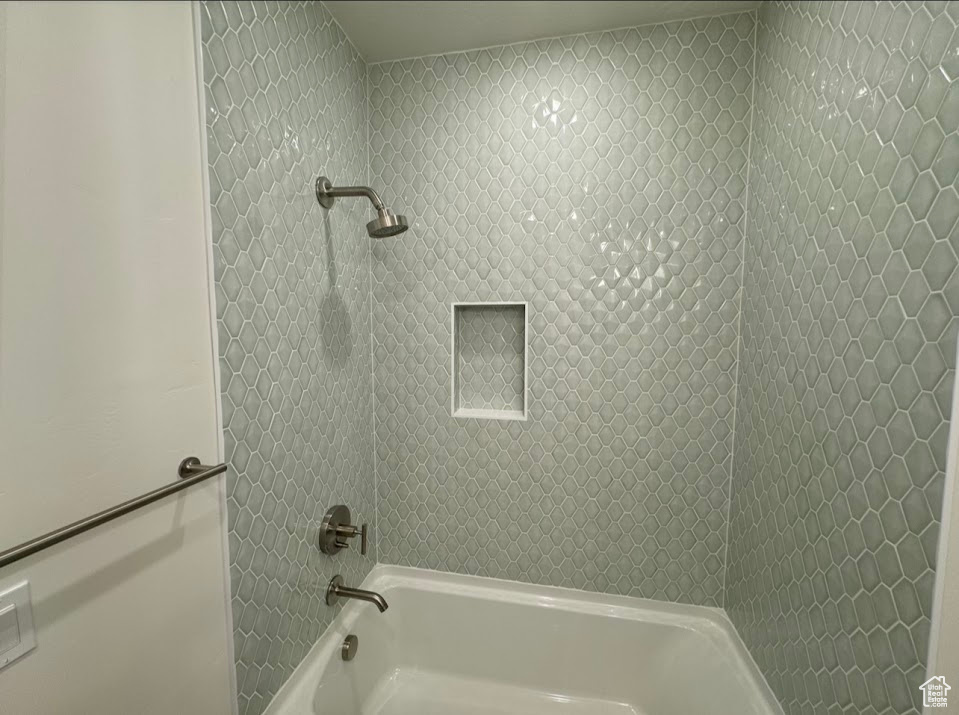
[326,575,388,613]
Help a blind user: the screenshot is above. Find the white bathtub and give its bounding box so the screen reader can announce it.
[265,566,782,715]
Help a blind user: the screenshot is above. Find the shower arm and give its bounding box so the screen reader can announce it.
[315,179,386,211]
[314,174,409,239]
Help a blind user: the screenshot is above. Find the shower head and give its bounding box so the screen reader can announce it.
[367,208,409,238]
[315,175,409,239]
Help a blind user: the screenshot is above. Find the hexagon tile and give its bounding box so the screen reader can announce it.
[371,13,756,607]
[726,2,959,715]
[200,2,375,714]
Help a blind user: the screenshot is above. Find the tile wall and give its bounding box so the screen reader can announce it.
[199,3,959,714]
[726,2,959,713]
[370,13,755,606]
[200,2,374,713]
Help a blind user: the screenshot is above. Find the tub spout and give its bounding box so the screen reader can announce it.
[326,575,389,613]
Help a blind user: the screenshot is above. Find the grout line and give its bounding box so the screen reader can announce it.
[721,8,760,612]
[366,59,379,568]
[322,0,379,572]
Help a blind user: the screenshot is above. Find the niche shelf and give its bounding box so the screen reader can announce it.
[452,302,528,421]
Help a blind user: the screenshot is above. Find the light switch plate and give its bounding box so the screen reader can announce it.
[0,581,35,670]
[0,603,19,653]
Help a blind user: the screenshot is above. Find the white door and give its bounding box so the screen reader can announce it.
[0,2,233,713]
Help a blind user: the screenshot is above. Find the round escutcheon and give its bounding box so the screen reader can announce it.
[341,634,358,662]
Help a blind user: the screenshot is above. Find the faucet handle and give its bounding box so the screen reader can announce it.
[334,522,368,556]
[318,505,369,556]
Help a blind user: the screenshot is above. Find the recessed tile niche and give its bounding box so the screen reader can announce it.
[452,303,527,421]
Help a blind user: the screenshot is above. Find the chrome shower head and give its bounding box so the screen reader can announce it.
[367,208,408,238]
[315,175,410,239]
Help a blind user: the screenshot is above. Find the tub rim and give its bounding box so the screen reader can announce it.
[264,564,784,715]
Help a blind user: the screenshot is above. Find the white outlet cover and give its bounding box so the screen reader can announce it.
[0,581,36,670]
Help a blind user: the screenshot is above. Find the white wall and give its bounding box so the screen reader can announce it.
[0,2,233,713]
[928,334,959,706]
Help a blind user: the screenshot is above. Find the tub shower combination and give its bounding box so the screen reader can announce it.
[203,2,958,714]
[266,567,780,715]
[246,174,782,715]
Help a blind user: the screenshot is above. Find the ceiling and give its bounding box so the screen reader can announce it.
[324,0,761,63]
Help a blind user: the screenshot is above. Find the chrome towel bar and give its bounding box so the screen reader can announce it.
[0,457,227,570]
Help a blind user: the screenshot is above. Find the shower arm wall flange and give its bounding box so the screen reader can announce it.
[315,176,385,211]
